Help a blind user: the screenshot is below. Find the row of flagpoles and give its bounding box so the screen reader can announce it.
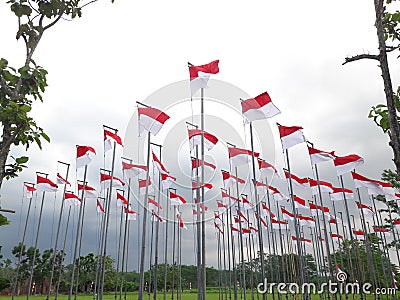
[9,59,400,300]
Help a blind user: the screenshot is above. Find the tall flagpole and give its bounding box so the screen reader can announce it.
[47,161,70,300]
[114,189,125,300]
[138,126,152,300]
[27,171,49,300]
[11,182,35,300]
[163,189,172,300]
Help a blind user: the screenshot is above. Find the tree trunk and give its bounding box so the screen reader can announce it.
[0,123,12,190]
[374,0,400,175]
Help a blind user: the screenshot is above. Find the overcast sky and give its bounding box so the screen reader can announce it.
[1,0,400,271]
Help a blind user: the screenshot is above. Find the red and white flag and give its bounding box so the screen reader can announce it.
[25,184,36,199]
[76,146,96,169]
[122,162,147,178]
[309,179,334,195]
[191,181,213,193]
[237,210,249,223]
[36,175,58,192]
[139,177,154,195]
[271,218,289,230]
[221,171,245,189]
[214,222,224,234]
[281,207,294,221]
[294,196,308,209]
[255,213,268,228]
[241,91,280,123]
[253,180,268,197]
[307,146,335,165]
[176,208,187,229]
[285,170,309,189]
[250,226,259,235]
[228,147,259,168]
[151,211,165,223]
[161,173,176,190]
[351,172,383,195]
[192,158,216,175]
[240,197,253,211]
[242,227,251,238]
[268,186,289,202]
[297,215,316,227]
[330,187,354,201]
[373,227,390,236]
[97,200,105,214]
[261,203,275,218]
[124,205,138,220]
[169,191,187,206]
[309,203,330,217]
[377,181,397,199]
[278,125,306,150]
[189,60,219,95]
[356,202,375,215]
[334,154,364,176]
[331,233,343,242]
[138,107,170,136]
[64,192,81,207]
[214,212,223,225]
[78,183,98,198]
[104,129,123,152]
[148,197,162,212]
[258,159,281,179]
[152,152,168,174]
[217,201,227,214]
[57,173,71,186]
[188,129,218,151]
[353,230,365,240]
[100,173,125,190]
[232,226,241,237]
[116,192,128,207]
[221,190,238,204]
[393,219,400,229]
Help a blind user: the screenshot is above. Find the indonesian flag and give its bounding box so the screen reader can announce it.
[297,215,316,227]
[237,210,249,223]
[152,152,168,174]
[104,129,123,152]
[255,213,268,228]
[329,217,342,224]
[176,208,187,229]
[100,173,124,190]
[25,184,36,199]
[193,199,208,213]
[76,146,96,169]
[356,201,375,215]
[271,218,289,230]
[56,173,71,186]
[242,227,251,238]
[281,207,294,221]
[191,181,213,193]
[116,192,128,207]
[221,190,238,204]
[331,233,343,242]
[232,226,241,237]
[258,159,281,179]
[148,197,162,212]
[169,191,187,206]
[294,196,308,209]
[351,172,383,195]
[334,154,364,176]
[393,219,400,229]
[234,216,243,224]
[241,91,280,123]
[138,107,170,136]
[161,173,176,190]
[278,125,306,150]
[268,186,289,202]
[64,192,81,207]
[188,129,218,151]
[151,211,165,223]
[336,264,344,273]
[139,177,154,195]
[292,236,312,244]
[353,230,365,240]
[222,171,245,189]
[261,203,276,218]
[78,183,98,198]
[309,203,330,217]
[214,212,223,225]
[253,180,267,196]
[307,146,335,165]
[96,200,105,214]
[189,60,219,95]
[240,197,253,210]
[214,222,224,234]
[285,170,309,189]
[122,162,147,178]
[309,179,334,195]
[228,147,259,168]
[378,181,397,199]
[373,227,390,236]
[124,205,138,220]
[192,158,216,175]
[217,201,227,214]
[36,175,58,192]
[330,187,354,201]
[250,226,259,234]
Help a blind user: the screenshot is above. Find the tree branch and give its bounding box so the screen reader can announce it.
[386,45,400,52]
[342,53,380,65]
[0,77,14,97]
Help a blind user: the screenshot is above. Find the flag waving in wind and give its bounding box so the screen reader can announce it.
[334,154,364,176]
[104,129,123,152]
[188,60,219,95]
[278,125,306,150]
[307,146,335,165]
[76,146,96,168]
[138,107,170,136]
[228,147,259,168]
[36,175,58,192]
[241,91,280,123]
[122,162,147,178]
[188,129,218,151]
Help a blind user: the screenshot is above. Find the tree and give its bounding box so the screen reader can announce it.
[0,0,115,190]
[343,0,400,176]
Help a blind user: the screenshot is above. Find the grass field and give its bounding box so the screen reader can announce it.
[0,291,395,300]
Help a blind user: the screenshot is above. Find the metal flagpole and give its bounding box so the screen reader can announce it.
[138,100,153,300]
[27,171,50,300]
[225,187,238,300]
[12,182,35,299]
[221,212,229,300]
[148,202,155,300]
[114,189,125,300]
[385,201,400,266]
[171,200,176,300]
[163,189,171,300]
[47,162,70,300]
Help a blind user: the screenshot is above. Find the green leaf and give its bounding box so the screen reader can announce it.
[40,132,50,143]
[15,156,29,164]
[0,58,8,70]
